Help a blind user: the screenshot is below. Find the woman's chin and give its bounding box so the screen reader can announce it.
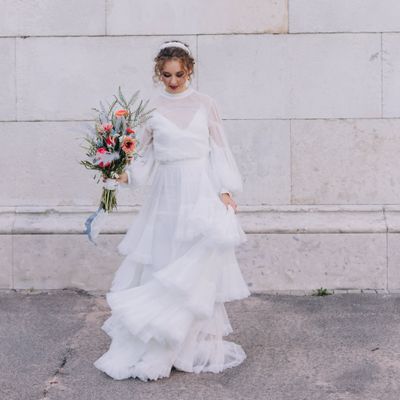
[166,85,185,93]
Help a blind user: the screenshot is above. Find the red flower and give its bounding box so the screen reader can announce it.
[106,136,115,146]
[97,147,106,154]
[126,127,135,134]
[99,161,111,168]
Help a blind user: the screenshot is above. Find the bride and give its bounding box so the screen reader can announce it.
[93,40,251,381]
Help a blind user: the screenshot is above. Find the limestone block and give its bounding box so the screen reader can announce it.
[388,211,400,289]
[225,120,290,205]
[388,234,400,290]
[384,206,400,233]
[198,34,381,119]
[13,234,124,290]
[1,119,277,207]
[237,233,387,291]
[107,0,288,35]
[0,208,15,234]
[0,122,148,207]
[383,33,400,117]
[8,230,389,291]
[238,205,386,234]
[0,204,387,236]
[0,0,105,36]
[0,39,16,120]
[289,0,400,33]
[11,206,138,234]
[0,236,12,289]
[16,36,196,120]
[291,119,400,204]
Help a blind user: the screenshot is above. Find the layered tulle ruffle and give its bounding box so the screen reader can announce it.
[117,158,247,262]
[94,158,250,381]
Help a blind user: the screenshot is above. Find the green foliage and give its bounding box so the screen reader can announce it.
[312,287,332,296]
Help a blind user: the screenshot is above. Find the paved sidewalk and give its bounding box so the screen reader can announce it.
[1,289,400,400]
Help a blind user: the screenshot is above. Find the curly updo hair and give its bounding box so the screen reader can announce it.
[153,40,195,85]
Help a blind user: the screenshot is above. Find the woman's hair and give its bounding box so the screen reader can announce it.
[152,40,195,85]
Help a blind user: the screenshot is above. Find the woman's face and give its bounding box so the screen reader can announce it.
[160,59,191,94]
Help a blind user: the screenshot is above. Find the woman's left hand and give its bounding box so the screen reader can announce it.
[220,193,237,213]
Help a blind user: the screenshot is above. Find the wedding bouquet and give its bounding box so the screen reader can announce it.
[81,87,154,243]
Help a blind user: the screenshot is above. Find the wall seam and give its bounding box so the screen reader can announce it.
[383,206,389,291]
[104,0,108,36]
[196,34,199,90]
[14,37,17,121]
[10,210,16,289]
[1,31,397,39]
[289,119,293,205]
[5,116,400,123]
[380,32,384,118]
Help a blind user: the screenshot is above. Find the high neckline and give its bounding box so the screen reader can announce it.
[160,86,194,99]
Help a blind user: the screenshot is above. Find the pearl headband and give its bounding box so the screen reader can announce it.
[159,41,191,55]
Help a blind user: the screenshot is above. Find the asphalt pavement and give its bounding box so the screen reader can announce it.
[1,289,400,400]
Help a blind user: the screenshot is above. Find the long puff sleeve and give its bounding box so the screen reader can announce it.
[208,97,243,195]
[125,120,156,187]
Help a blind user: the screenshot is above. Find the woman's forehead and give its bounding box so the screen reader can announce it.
[161,59,186,72]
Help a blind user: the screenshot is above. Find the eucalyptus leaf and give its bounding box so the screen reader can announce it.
[127,90,140,107]
[118,86,128,105]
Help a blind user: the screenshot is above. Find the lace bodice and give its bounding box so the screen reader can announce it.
[125,85,243,195]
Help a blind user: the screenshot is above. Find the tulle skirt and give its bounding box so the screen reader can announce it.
[93,157,251,381]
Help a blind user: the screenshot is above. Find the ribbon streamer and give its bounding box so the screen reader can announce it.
[84,206,108,245]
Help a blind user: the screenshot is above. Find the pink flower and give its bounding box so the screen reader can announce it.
[121,137,136,155]
[103,124,113,132]
[96,147,111,168]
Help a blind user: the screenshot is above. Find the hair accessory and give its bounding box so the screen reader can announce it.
[159,41,191,55]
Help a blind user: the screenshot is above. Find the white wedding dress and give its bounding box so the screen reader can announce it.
[93,85,251,381]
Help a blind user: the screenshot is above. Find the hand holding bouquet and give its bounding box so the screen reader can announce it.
[80,87,154,243]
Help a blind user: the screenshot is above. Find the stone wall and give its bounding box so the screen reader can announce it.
[1,0,400,291]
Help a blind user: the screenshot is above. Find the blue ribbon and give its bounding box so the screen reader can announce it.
[84,206,107,245]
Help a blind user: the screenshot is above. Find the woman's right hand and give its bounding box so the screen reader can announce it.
[116,172,129,184]
[102,172,129,184]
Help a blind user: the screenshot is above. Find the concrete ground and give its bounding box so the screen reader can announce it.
[1,289,400,400]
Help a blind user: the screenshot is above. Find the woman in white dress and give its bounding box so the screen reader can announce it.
[93,40,251,381]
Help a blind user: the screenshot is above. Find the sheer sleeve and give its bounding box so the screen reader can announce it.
[124,120,156,187]
[207,97,243,195]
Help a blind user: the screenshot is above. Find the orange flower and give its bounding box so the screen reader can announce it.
[115,109,128,118]
[121,137,136,154]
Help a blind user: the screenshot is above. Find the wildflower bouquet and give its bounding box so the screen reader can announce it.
[81,87,154,243]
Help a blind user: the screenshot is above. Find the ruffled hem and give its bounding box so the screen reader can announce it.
[94,301,248,381]
[94,237,250,381]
